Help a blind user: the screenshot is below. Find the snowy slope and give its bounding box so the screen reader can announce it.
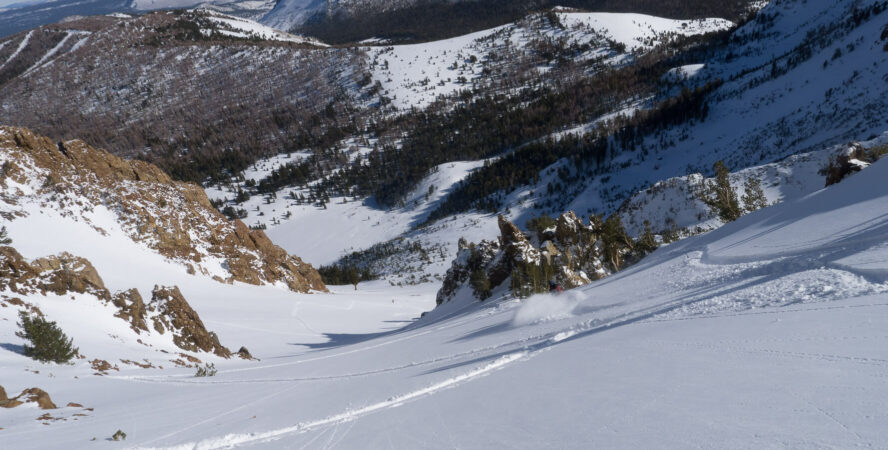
[207,157,489,267]
[195,8,327,44]
[558,11,733,51]
[367,11,733,110]
[260,0,325,32]
[443,0,888,248]
[4,129,888,449]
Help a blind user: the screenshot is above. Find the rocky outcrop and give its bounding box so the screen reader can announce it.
[0,247,111,299]
[494,215,541,286]
[0,247,233,357]
[436,212,638,305]
[0,387,57,410]
[824,142,870,186]
[0,126,325,293]
[31,253,110,300]
[0,247,40,293]
[148,286,231,358]
[436,237,501,305]
[112,289,149,333]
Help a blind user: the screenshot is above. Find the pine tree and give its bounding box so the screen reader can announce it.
[16,312,79,364]
[635,220,658,255]
[469,268,491,300]
[741,177,768,212]
[601,215,633,272]
[700,161,742,222]
[346,267,361,290]
[0,226,10,245]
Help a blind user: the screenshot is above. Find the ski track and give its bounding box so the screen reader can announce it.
[0,30,32,71]
[139,352,527,449]
[130,255,781,448]
[22,32,70,75]
[21,31,89,76]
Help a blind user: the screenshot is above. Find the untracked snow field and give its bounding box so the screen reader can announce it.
[4,145,888,449]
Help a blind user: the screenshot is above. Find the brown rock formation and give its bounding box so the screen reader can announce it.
[0,126,326,293]
[0,247,39,293]
[112,289,149,333]
[0,387,57,410]
[0,247,111,298]
[0,246,234,357]
[148,286,231,358]
[31,253,110,300]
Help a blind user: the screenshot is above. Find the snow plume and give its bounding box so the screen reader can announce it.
[512,289,585,326]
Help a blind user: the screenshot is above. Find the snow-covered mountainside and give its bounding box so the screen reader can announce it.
[132,0,276,20]
[260,0,326,31]
[0,0,277,38]
[262,0,479,35]
[0,126,326,292]
[3,121,888,449]
[3,0,888,446]
[196,0,888,290]
[366,11,732,110]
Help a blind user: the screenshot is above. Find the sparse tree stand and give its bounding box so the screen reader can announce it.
[699,161,742,223]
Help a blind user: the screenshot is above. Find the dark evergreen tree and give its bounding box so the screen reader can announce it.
[700,161,742,222]
[16,312,79,364]
[600,214,633,272]
[634,220,659,256]
[741,177,768,212]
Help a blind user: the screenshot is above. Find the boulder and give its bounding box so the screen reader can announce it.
[236,346,253,360]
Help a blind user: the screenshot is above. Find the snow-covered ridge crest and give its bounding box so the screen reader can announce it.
[0,126,326,293]
[189,7,328,45]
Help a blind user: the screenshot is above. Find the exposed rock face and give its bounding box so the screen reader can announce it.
[0,247,40,293]
[112,289,149,333]
[436,237,501,305]
[148,286,231,358]
[0,247,111,299]
[0,247,233,357]
[494,215,541,286]
[31,253,109,300]
[0,126,326,293]
[825,142,870,186]
[436,212,625,305]
[544,211,605,288]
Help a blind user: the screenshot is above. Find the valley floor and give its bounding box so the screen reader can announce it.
[4,160,888,449]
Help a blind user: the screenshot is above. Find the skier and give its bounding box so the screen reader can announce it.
[548,280,564,294]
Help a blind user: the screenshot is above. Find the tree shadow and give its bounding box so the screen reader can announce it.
[289,331,392,350]
[0,343,25,354]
